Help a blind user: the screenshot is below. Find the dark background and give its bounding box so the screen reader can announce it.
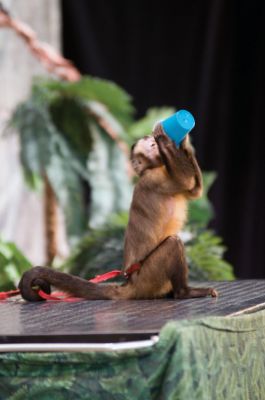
[61,0,265,278]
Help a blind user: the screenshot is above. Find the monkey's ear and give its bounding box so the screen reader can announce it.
[131,156,143,176]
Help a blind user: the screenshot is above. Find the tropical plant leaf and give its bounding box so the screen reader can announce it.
[186,230,235,281]
[0,239,31,290]
[49,97,93,159]
[86,100,130,143]
[10,98,57,187]
[45,142,88,244]
[127,107,176,142]
[86,123,132,228]
[63,225,125,279]
[10,98,90,240]
[40,76,135,127]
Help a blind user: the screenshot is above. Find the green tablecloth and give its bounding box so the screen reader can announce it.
[1,310,265,400]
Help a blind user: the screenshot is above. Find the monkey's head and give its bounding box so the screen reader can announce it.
[130,136,162,176]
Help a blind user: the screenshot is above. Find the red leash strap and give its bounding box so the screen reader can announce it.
[0,289,20,300]
[124,263,141,277]
[0,263,142,302]
[88,264,141,283]
[38,290,84,302]
[89,269,125,283]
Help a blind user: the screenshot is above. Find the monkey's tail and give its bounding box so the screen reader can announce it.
[18,266,132,302]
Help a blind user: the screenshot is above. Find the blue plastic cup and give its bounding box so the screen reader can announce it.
[161,110,195,146]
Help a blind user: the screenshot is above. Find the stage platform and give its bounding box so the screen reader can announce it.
[1,280,265,399]
[1,280,265,349]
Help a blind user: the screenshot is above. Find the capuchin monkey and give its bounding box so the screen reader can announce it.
[19,124,217,301]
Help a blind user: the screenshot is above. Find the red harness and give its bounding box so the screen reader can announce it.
[0,263,141,302]
[89,263,141,283]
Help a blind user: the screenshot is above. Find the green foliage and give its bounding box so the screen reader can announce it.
[9,77,133,242]
[63,212,128,279]
[45,140,88,242]
[186,231,235,281]
[86,123,132,228]
[127,107,175,143]
[40,76,134,128]
[0,239,31,290]
[49,97,93,159]
[10,94,89,241]
[63,224,125,279]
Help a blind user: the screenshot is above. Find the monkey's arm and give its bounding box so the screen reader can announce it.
[153,125,203,198]
[180,135,203,198]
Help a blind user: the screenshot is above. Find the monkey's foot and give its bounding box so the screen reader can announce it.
[174,286,218,299]
[210,288,218,297]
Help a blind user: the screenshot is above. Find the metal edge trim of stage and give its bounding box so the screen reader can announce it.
[0,336,159,353]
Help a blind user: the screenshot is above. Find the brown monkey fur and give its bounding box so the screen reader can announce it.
[19,124,217,301]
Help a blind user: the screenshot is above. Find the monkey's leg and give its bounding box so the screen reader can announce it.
[122,236,216,299]
[167,237,218,299]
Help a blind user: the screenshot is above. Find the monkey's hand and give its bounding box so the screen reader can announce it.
[153,124,191,168]
[179,134,195,157]
[153,123,172,145]
[153,123,193,155]
[152,124,202,196]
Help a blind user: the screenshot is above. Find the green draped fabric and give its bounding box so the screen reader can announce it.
[1,310,265,400]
